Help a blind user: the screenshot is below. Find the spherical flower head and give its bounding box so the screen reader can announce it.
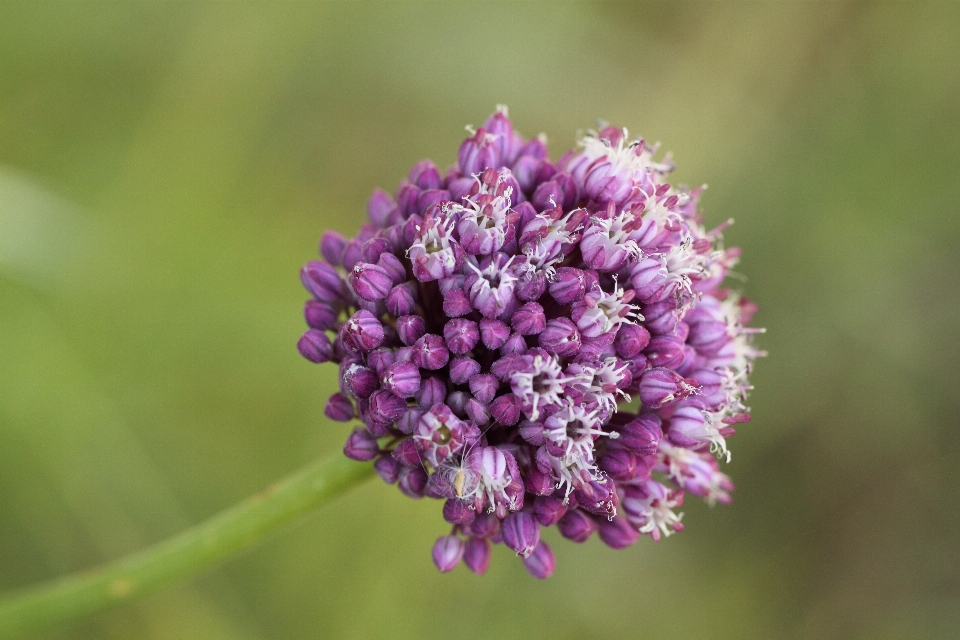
[298,108,763,577]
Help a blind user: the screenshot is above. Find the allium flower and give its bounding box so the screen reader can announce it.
[298,107,763,578]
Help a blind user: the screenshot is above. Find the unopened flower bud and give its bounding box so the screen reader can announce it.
[490,393,521,425]
[444,319,480,355]
[320,230,347,266]
[533,495,568,527]
[449,356,481,385]
[538,317,581,357]
[639,367,698,409]
[479,318,511,350]
[502,511,540,558]
[397,466,428,498]
[598,516,639,550]
[304,300,338,331]
[396,315,426,346]
[343,428,379,461]
[614,323,651,358]
[557,509,598,543]
[415,376,447,409]
[381,360,421,398]
[367,389,407,426]
[324,393,354,422]
[298,330,333,363]
[367,188,396,227]
[413,334,450,370]
[374,454,401,484]
[468,373,500,404]
[391,437,422,467]
[598,448,637,481]
[512,302,546,336]
[619,414,663,455]
[463,537,492,575]
[339,310,384,352]
[522,541,556,579]
[549,267,588,305]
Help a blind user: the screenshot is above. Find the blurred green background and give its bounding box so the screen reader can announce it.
[2,2,959,638]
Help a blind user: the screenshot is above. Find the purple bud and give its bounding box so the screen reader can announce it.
[412,334,450,370]
[393,466,425,499]
[500,331,528,356]
[619,414,663,455]
[339,310,384,352]
[641,300,680,335]
[297,330,333,363]
[416,376,447,409]
[459,127,498,175]
[522,541,556,579]
[511,302,546,336]
[614,323,651,359]
[361,237,391,264]
[645,334,686,369]
[639,367,698,409]
[446,391,469,416]
[465,398,490,425]
[515,270,547,302]
[392,406,420,433]
[396,182,421,216]
[396,315,426,346]
[417,189,450,211]
[391,437,422,467]
[490,394,521,425]
[518,421,546,445]
[533,495,568,526]
[449,356,482,385]
[301,261,347,301]
[409,160,442,190]
[467,512,501,539]
[374,454,401,483]
[443,319,480,355]
[537,317,581,357]
[480,318,511,350]
[342,364,378,399]
[524,463,555,496]
[343,428,379,461]
[367,188,396,227]
[304,300,338,331]
[386,282,417,316]
[381,360,422,398]
[367,390,407,426]
[349,262,393,302]
[598,516,639,550]
[463,537,491,575]
[367,347,396,376]
[598,448,637,481]
[502,511,540,558]
[320,230,347,266]
[557,509,598,543]
[377,252,407,285]
[341,238,363,271]
[442,288,472,317]
[443,499,476,525]
[468,373,500,404]
[324,393,354,422]
[549,267,588,305]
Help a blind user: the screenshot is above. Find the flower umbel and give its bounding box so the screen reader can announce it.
[299,108,763,578]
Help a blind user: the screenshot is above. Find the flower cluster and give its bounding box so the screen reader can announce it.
[298,108,763,578]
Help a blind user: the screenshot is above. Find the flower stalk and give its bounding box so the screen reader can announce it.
[0,455,374,638]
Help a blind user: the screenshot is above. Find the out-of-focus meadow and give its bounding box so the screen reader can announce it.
[1,2,959,638]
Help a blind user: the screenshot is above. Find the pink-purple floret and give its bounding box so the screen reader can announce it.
[298,108,763,578]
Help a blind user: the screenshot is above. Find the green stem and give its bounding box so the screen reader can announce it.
[0,455,374,638]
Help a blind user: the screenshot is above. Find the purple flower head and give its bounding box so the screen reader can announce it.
[298,108,763,577]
